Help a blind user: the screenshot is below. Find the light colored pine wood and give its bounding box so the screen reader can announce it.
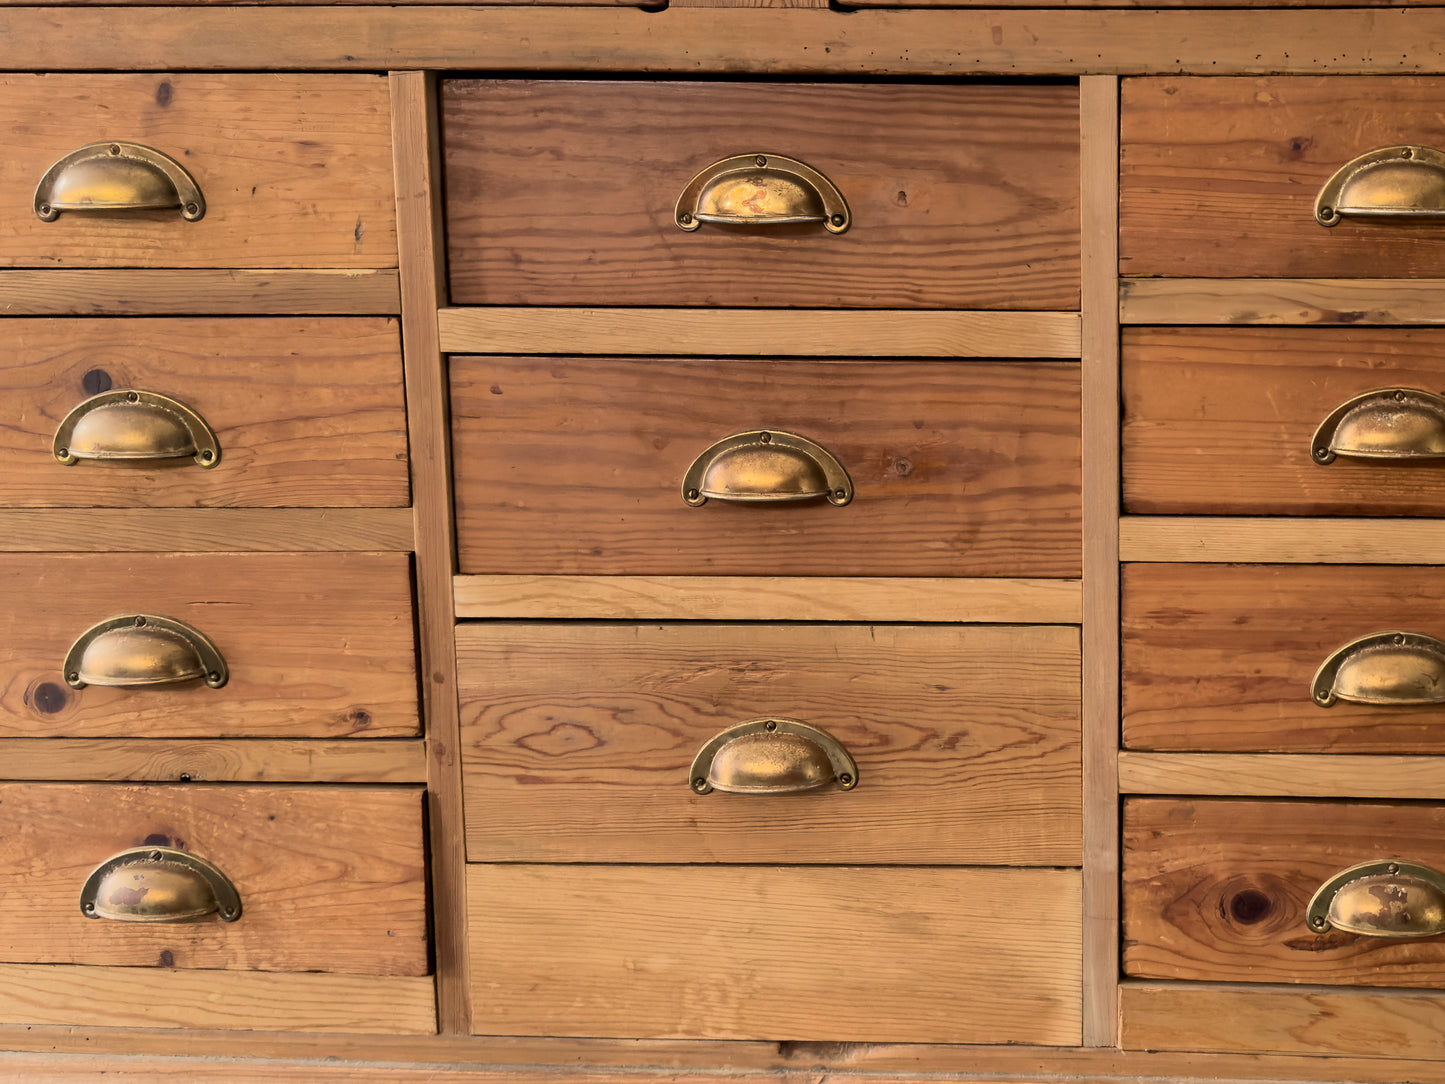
[0,508,413,552]
[390,70,468,1037]
[436,307,1082,358]
[1120,278,1445,326]
[0,269,400,315]
[470,865,1082,1044]
[1120,752,1445,798]
[453,574,1082,622]
[0,738,425,783]
[1120,516,1445,564]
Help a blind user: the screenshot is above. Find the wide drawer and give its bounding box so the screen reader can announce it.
[449,357,1081,578]
[1121,76,1445,278]
[1124,327,1445,516]
[457,623,1081,865]
[1123,563,1445,754]
[1125,797,1445,987]
[1,552,417,738]
[0,317,407,508]
[470,864,1082,1043]
[442,79,1080,310]
[0,74,395,268]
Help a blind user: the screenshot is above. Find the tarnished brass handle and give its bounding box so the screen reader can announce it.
[675,153,849,233]
[34,141,205,222]
[64,614,228,690]
[690,717,858,795]
[681,429,853,507]
[1316,145,1445,227]
[1312,387,1445,464]
[1311,630,1445,707]
[53,390,220,469]
[80,846,241,923]
[1307,859,1445,939]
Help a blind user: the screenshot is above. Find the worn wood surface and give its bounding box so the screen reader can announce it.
[442,80,1078,310]
[1124,563,1445,753]
[458,623,1080,864]
[1120,515,1445,564]
[1120,752,1445,798]
[0,75,395,269]
[1119,278,1445,326]
[0,738,425,782]
[0,783,427,976]
[0,552,417,738]
[470,864,1082,1044]
[450,357,1080,577]
[0,508,412,552]
[0,269,400,316]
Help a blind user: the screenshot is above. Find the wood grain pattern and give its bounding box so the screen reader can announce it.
[0,508,413,552]
[442,80,1079,310]
[0,783,427,976]
[0,269,400,316]
[1125,797,1445,986]
[0,552,417,738]
[450,357,1081,577]
[0,738,425,782]
[1120,278,1445,326]
[0,317,407,508]
[1120,752,1445,798]
[1124,563,1445,753]
[0,75,395,269]
[470,864,1082,1044]
[1120,515,1445,564]
[458,623,1081,864]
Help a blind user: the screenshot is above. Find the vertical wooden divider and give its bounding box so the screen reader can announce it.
[1080,74,1121,1048]
[390,70,470,1034]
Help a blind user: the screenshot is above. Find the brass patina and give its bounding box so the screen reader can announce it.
[1307,860,1445,939]
[64,613,228,690]
[1316,145,1445,227]
[53,389,220,469]
[690,717,858,795]
[1311,630,1445,707]
[681,429,852,506]
[34,141,205,221]
[80,846,241,923]
[675,153,849,233]
[1312,387,1445,464]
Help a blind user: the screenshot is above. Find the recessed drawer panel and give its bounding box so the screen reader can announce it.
[1123,327,1445,516]
[449,357,1081,578]
[0,317,407,508]
[458,623,1081,865]
[1121,76,1445,278]
[442,79,1080,310]
[0,552,417,739]
[0,74,395,269]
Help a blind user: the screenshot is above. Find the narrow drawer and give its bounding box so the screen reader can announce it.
[1121,76,1445,278]
[0,74,395,268]
[0,317,407,508]
[450,357,1081,578]
[1123,327,1445,516]
[1,552,417,738]
[470,864,1082,1043]
[458,623,1081,865]
[442,79,1080,310]
[1123,563,1445,754]
[1125,797,1445,987]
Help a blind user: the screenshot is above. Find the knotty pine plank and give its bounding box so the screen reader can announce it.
[1120,278,1445,326]
[0,738,425,783]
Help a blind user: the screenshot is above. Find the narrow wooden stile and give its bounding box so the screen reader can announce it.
[389,71,468,1033]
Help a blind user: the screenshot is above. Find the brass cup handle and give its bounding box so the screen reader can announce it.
[54,389,221,469]
[1311,387,1445,464]
[35,141,205,222]
[1311,630,1445,707]
[1316,145,1445,227]
[80,846,241,923]
[64,613,228,690]
[1307,859,1445,939]
[675,153,850,233]
[690,717,859,795]
[681,429,853,506]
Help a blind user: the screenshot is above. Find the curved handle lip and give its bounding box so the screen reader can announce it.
[1316,145,1445,227]
[690,716,859,795]
[681,429,853,507]
[1311,629,1445,707]
[34,141,205,222]
[80,845,241,924]
[53,389,221,469]
[675,153,850,234]
[1307,858,1445,939]
[64,613,228,691]
[1311,387,1445,464]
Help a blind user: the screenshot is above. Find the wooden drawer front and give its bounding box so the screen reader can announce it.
[1,552,417,739]
[1123,563,1445,754]
[1124,327,1445,516]
[450,357,1081,578]
[1125,797,1445,987]
[470,864,1082,1043]
[458,623,1081,865]
[1121,77,1445,278]
[0,75,395,269]
[0,317,407,508]
[442,80,1080,310]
